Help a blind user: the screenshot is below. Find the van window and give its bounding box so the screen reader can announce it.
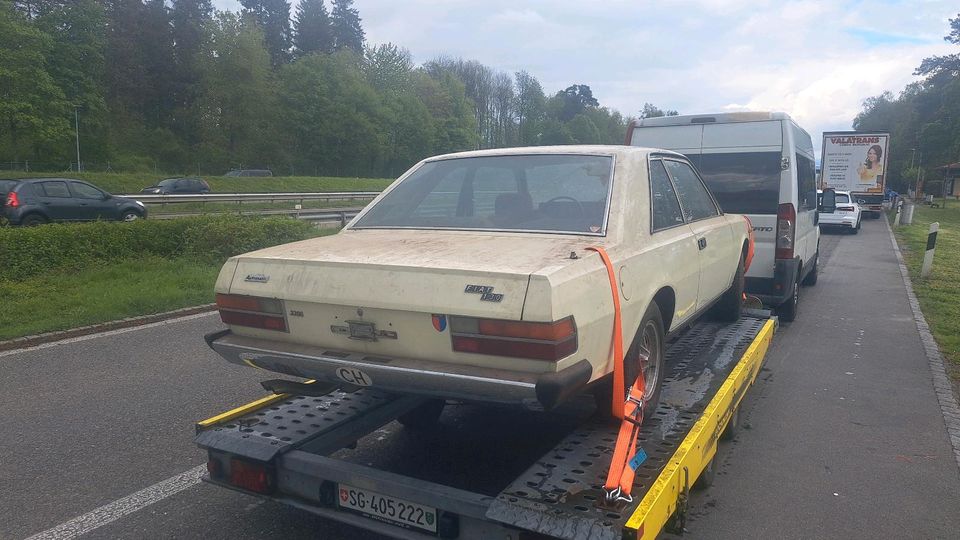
[695,152,782,215]
[649,160,684,231]
[796,153,817,210]
[663,160,719,222]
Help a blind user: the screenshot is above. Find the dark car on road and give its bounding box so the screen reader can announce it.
[224,169,272,177]
[3,178,147,226]
[140,177,211,194]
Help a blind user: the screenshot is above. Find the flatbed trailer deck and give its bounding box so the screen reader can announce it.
[195,313,776,539]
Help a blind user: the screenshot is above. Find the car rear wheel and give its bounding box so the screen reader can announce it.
[778,277,800,322]
[21,213,47,227]
[595,302,666,422]
[120,210,142,222]
[712,255,745,321]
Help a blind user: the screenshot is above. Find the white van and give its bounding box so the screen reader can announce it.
[626,112,820,321]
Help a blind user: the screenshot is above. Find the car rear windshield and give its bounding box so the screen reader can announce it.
[836,193,850,203]
[688,152,782,215]
[353,154,614,235]
[0,180,18,194]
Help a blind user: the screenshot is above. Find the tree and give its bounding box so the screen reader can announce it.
[170,0,213,152]
[293,0,333,57]
[640,102,679,119]
[330,0,364,52]
[240,0,292,66]
[556,84,599,122]
[914,13,960,81]
[363,43,413,94]
[199,13,280,170]
[514,70,545,145]
[0,4,70,161]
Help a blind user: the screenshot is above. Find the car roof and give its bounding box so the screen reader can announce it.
[422,145,685,162]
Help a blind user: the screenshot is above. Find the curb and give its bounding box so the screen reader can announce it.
[0,304,217,352]
[886,218,960,471]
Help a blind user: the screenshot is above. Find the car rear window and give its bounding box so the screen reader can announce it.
[691,152,782,215]
[353,154,614,235]
[40,181,71,198]
[836,193,850,203]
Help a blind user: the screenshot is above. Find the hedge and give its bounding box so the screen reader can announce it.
[0,215,320,281]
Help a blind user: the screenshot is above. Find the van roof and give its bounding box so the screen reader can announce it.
[637,111,794,127]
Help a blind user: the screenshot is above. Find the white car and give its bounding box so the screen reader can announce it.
[817,190,861,234]
[206,146,752,416]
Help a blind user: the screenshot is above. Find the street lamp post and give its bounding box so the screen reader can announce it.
[74,107,81,172]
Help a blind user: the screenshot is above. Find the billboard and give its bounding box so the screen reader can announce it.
[820,131,890,193]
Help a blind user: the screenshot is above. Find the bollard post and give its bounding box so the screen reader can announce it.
[894,200,902,226]
[921,222,939,279]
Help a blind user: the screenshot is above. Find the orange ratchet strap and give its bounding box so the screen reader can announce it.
[586,247,647,504]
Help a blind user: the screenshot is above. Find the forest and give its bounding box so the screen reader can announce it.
[0,0,665,177]
[854,13,960,195]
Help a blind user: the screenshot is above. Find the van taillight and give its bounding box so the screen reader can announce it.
[6,192,19,208]
[450,316,578,361]
[216,293,287,332]
[775,203,795,260]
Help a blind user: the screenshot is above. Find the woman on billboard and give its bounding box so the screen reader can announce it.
[857,144,884,184]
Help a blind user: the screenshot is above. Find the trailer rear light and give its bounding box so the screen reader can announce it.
[5,192,19,208]
[216,293,287,331]
[229,459,274,494]
[775,203,795,260]
[450,316,577,361]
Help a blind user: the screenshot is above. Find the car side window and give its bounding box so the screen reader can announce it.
[40,181,71,198]
[649,159,685,231]
[70,182,104,199]
[663,160,720,222]
[796,153,817,210]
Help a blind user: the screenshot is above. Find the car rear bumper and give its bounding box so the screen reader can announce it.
[205,330,593,410]
[820,214,858,227]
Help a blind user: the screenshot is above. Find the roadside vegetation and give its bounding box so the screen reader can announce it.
[0,216,326,340]
[891,204,960,384]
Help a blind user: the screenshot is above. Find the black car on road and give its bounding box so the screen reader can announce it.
[140,177,211,194]
[3,178,147,226]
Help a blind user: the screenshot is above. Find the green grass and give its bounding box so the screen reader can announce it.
[0,257,219,340]
[0,171,392,195]
[891,203,960,383]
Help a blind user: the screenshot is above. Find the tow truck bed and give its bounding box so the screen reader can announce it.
[196,313,775,539]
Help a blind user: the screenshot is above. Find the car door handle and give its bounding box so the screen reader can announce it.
[698,237,707,250]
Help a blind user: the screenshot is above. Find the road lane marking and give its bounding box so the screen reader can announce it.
[24,465,207,540]
[0,312,218,359]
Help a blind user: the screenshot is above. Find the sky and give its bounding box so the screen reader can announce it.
[214,1,957,156]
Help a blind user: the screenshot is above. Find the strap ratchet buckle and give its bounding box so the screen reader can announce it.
[603,486,634,505]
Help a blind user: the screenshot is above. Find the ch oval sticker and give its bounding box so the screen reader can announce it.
[336,367,373,386]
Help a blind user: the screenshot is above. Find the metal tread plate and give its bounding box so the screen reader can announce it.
[196,389,398,462]
[485,316,768,540]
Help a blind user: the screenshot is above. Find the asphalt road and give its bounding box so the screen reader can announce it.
[2,217,958,539]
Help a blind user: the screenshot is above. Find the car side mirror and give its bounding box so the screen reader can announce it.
[819,189,836,214]
[102,193,112,201]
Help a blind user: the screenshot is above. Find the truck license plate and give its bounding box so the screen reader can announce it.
[337,483,438,534]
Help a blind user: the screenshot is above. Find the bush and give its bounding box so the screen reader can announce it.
[0,215,320,281]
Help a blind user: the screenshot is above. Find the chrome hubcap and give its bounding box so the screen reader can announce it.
[636,321,661,398]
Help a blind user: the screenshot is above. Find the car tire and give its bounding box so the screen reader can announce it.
[713,255,745,322]
[851,220,860,234]
[120,210,142,222]
[778,277,800,322]
[596,302,666,422]
[21,213,48,227]
[397,399,445,430]
[802,253,818,286]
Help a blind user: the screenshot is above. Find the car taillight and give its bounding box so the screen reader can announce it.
[6,192,19,208]
[776,203,795,260]
[216,293,287,332]
[837,206,854,212]
[229,458,274,494]
[450,316,577,361]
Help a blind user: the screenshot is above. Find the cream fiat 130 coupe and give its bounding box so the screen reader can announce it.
[206,146,751,416]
